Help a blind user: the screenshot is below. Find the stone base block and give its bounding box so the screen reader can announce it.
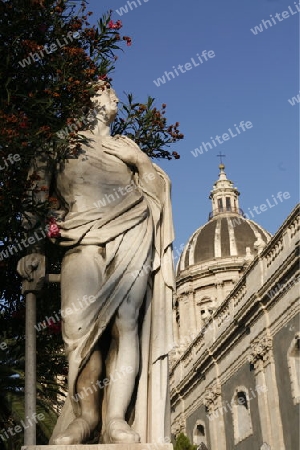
[22,445,173,450]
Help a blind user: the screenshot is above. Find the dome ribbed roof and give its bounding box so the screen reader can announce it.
[178,214,271,273]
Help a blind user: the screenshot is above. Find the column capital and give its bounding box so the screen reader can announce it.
[203,383,222,413]
[248,336,273,370]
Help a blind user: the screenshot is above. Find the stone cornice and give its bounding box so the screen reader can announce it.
[176,257,247,287]
[258,251,299,304]
[260,204,299,259]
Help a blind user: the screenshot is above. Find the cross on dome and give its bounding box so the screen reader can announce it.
[217,152,226,165]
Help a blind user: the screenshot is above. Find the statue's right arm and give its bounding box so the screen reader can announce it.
[17,154,52,281]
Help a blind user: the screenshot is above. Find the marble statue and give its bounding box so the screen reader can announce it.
[17,82,175,445]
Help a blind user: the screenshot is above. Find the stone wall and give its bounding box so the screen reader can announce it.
[170,205,300,449]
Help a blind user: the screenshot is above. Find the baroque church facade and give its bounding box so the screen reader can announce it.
[170,164,299,450]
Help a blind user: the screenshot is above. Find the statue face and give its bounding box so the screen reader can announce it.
[93,87,119,124]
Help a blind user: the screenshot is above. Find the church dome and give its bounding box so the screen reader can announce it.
[177,164,271,274]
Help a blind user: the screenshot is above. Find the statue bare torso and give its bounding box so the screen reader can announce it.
[56,135,140,213]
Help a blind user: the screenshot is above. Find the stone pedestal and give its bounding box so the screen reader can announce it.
[22,445,173,450]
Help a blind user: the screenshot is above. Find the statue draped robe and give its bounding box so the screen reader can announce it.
[50,136,175,444]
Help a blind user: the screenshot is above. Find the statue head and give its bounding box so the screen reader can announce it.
[88,81,119,128]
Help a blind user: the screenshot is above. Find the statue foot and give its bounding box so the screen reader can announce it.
[52,418,92,445]
[103,418,140,444]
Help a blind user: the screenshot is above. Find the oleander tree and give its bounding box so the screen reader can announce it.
[0,0,183,447]
[0,0,183,241]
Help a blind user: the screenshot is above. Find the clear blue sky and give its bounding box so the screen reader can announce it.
[87,0,299,252]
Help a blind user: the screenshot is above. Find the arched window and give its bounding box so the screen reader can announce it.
[226,196,231,211]
[192,420,208,447]
[174,300,180,326]
[287,332,300,404]
[232,387,253,444]
[217,198,223,212]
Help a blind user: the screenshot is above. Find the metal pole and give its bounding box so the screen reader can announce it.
[17,253,46,447]
[24,292,36,446]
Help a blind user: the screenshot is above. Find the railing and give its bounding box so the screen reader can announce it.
[208,207,245,220]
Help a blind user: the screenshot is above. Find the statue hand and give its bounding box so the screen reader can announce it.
[17,253,44,281]
[103,136,149,168]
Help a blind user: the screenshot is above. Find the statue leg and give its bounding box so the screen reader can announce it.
[53,349,102,445]
[103,255,151,444]
[53,245,104,445]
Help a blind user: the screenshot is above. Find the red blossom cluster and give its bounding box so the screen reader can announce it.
[123,36,132,46]
[47,217,61,238]
[108,20,122,30]
[47,318,62,335]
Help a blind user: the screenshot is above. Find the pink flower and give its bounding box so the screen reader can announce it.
[108,20,122,30]
[123,36,132,46]
[47,217,61,238]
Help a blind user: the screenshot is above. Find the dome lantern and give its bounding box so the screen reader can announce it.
[209,163,243,220]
